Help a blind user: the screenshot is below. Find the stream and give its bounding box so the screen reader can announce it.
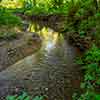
[0,23,81,100]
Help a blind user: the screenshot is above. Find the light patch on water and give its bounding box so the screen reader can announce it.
[25,22,64,55]
[45,41,55,52]
[44,32,58,53]
[39,27,59,53]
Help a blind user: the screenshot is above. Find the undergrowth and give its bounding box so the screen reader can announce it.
[0,7,22,27]
[6,92,46,100]
[73,44,100,100]
[0,32,17,40]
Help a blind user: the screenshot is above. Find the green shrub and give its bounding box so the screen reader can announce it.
[73,44,100,100]
[78,15,96,32]
[0,32,17,40]
[6,92,45,100]
[0,7,22,27]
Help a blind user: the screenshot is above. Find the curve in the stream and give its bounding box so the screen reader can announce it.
[0,28,81,100]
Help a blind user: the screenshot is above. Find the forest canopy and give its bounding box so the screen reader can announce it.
[0,0,99,15]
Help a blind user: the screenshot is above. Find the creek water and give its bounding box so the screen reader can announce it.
[0,23,81,100]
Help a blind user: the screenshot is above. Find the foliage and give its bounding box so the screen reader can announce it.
[6,92,45,100]
[79,15,96,32]
[0,0,23,8]
[73,91,100,100]
[62,0,98,39]
[0,7,22,40]
[0,32,17,40]
[95,12,100,45]
[0,0,99,16]
[0,0,68,15]
[73,44,100,100]
[0,7,22,27]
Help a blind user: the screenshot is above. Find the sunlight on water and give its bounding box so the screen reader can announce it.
[38,27,59,53]
[44,31,59,52]
[27,22,61,53]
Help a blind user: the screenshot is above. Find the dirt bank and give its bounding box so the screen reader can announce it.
[0,32,41,71]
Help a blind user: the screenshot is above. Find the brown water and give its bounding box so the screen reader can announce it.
[0,25,81,100]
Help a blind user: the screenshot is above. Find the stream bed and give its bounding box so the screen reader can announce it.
[0,25,81,100]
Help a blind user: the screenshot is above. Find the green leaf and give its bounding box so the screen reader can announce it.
[96,79,100,85]
[6,96,17,100]
[24,96,30,100]
[32,96,44,100]
[84,74,95,81]
[79,31,86,38]
[95,94,100,100]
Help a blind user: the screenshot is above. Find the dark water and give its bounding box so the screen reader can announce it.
[0,26,81,100]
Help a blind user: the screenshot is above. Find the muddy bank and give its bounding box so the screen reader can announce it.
[0,32,41,71]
